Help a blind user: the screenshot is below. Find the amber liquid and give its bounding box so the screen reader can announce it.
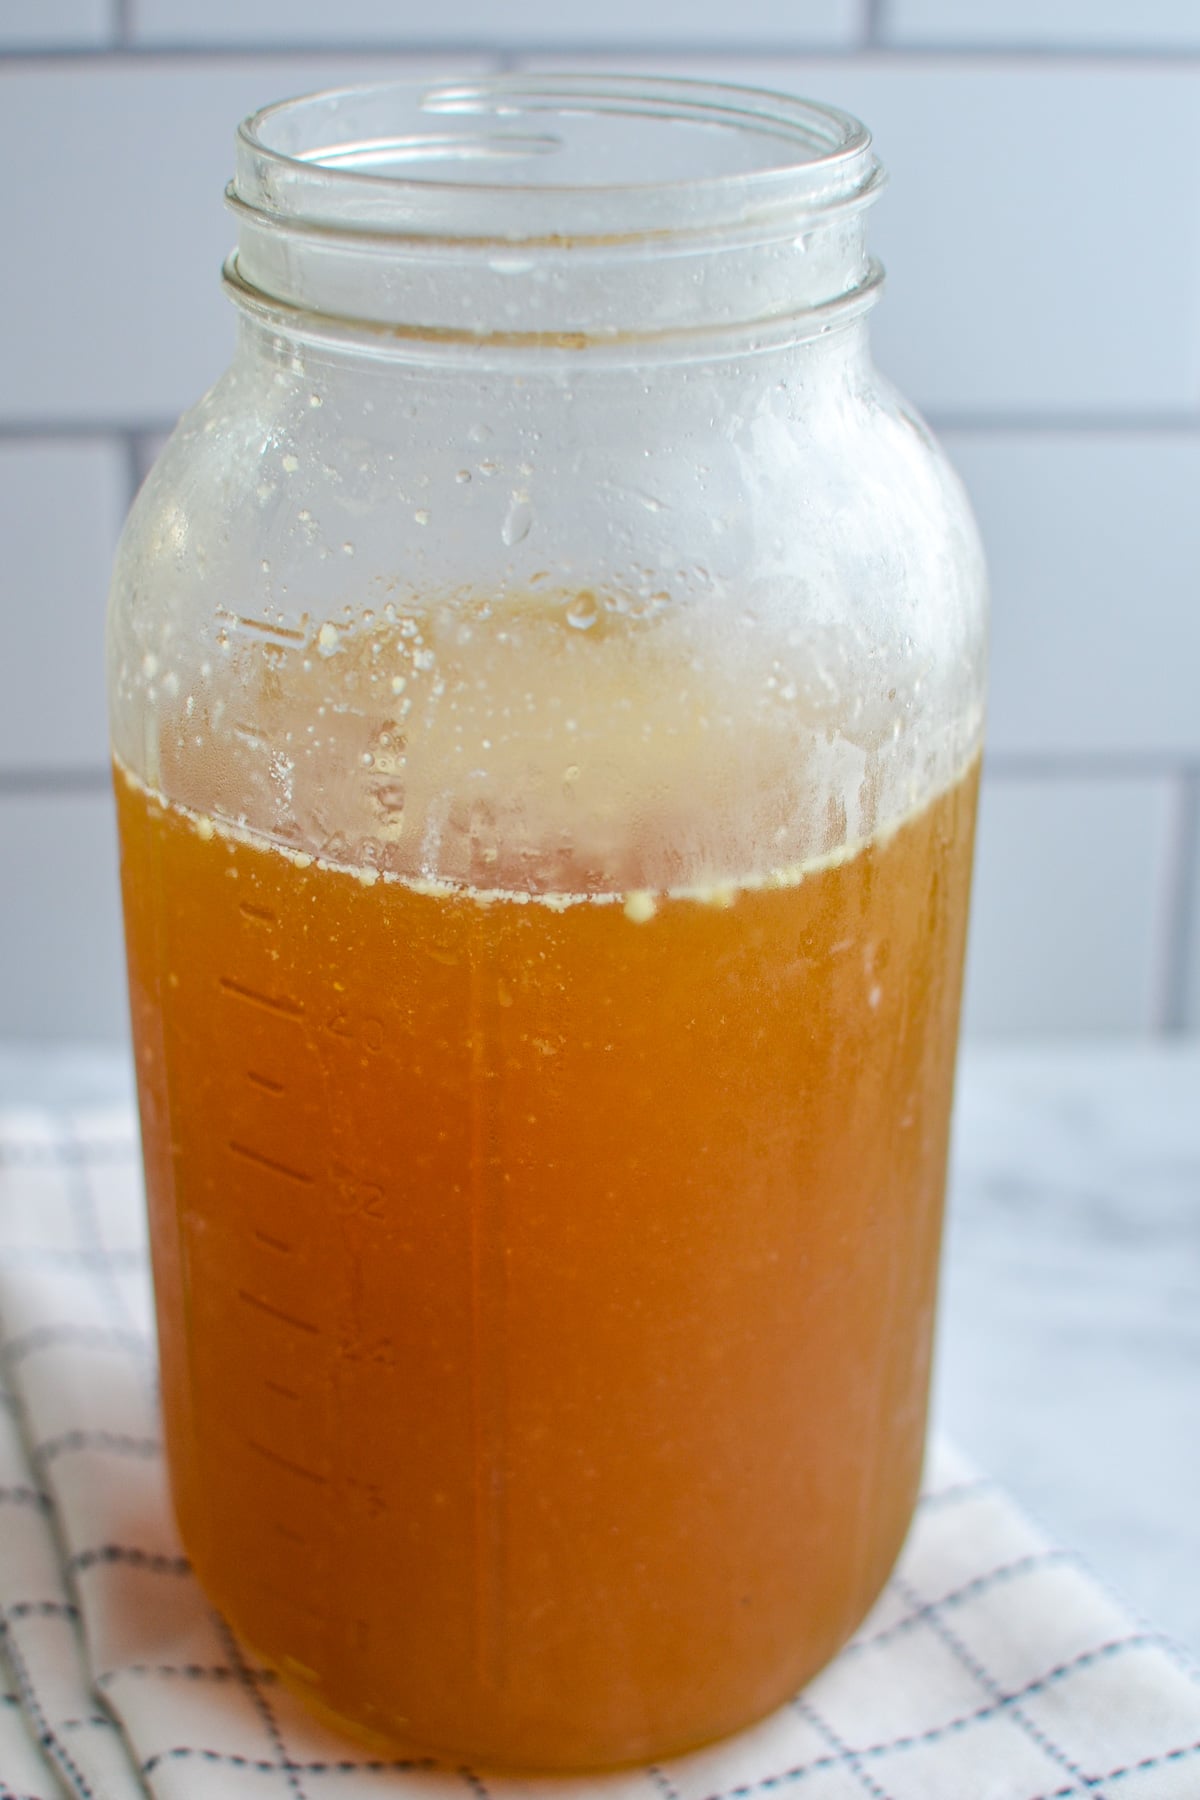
[116,753,978,1769]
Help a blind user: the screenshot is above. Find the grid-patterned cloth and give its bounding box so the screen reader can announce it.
[2,1105,1199,1800]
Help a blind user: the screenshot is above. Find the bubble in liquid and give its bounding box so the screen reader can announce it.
[373,781,407,822]
[502,494,533,546]
[565,592,600,631]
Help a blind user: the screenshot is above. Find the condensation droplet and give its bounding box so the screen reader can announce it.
[281,454,299,473]
[414,509,431,526]
[565,592,599,631]
[502,493,533,547]
[342,542,355,556]
[455,469,472,484]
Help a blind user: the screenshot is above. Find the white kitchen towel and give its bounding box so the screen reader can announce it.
[2,1104,1199,1800]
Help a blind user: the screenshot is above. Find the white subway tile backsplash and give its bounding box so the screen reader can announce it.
[5,58,1200,424]
[1,40,1198,1046]
[0,440,127,772]
[820,61,1200,416]
[0,54,492,427]
[942,432,1200,759]
[961,774,1176,1036]
[0,0,111,48]
[518,55,1200,417]
[131,0,864,48]
[0,790,127,1042]
[882,0,1200,50]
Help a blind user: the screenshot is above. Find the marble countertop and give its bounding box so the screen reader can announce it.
[2,1037,1197,1660]
[937,1040,1200,1663]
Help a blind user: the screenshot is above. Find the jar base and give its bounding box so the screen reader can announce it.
[228,1537,908,1778]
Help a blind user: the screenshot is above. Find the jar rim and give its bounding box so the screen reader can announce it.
[234,73,881,245]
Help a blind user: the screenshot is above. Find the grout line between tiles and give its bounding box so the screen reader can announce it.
[5,416,1200,448]
[862,0,887,51]
[1158,768,1200,1034]
[120,430,143,515]
[927,412,1200,436]
[985,754,1200,781]
[0,420,175,443]
[3,41,1200,65]
[0,771,112,798]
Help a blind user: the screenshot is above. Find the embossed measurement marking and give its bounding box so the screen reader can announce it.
[234,616,306,643]
[246,1438,328,1484]
[228,1140,313,1185]
[273,1521,310,1546]
[236,1290,319,1335]
[214,608,307,645]
[246,1070,286,1095]
[239,900,278,924]
[252,1228,295,1255]
[219,975,304,1019]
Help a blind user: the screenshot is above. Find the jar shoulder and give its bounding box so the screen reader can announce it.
[110,353,986,639]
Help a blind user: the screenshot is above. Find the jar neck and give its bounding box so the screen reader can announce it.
[225,75,884,356]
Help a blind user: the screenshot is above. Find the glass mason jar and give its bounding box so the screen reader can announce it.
[108,75,986,1771]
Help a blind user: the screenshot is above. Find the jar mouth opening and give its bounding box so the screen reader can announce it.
[235,73,881,244]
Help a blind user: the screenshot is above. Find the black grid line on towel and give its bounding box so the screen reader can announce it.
[892,1571,1108,1798]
